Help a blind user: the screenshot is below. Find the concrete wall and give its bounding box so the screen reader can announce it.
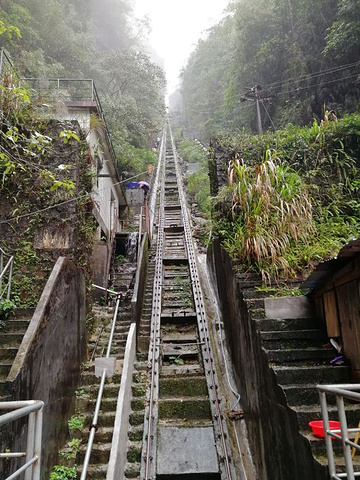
[131,234,148,335]
[7,257,87,479]
[106,323,136,480]
[207,238,326,480]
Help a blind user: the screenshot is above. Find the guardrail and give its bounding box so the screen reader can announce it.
[22,78,120,177]
[0,248,14,301]
[317,384,360,480]
[0,400,44,480]
[80,286,122,480]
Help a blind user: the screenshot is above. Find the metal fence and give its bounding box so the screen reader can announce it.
[0,248,14,301]
[23,78,120,176]
[317,384,360,479]
[0,400,44,480]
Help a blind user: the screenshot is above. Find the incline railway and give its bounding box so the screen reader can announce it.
[138,122,245,480]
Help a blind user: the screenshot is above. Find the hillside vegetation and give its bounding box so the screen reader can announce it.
[0,0,165,176]
[173,0,360,139]
[212,113,360,281]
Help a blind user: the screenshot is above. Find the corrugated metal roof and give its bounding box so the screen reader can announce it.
[301,237,360,290]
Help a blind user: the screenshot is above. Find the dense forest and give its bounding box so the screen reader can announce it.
[0,0,166,175]
[172,0,360,140]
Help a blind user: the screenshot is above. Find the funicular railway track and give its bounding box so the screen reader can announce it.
[139,123,239,480]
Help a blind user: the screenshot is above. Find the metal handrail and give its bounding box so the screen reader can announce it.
[80,290,122,480]
[317,384,360,480]
[0,400,44,480]
[0,248,14,301]
[22,78,120,177]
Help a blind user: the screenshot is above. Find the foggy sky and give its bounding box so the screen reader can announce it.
[134,0,230,98]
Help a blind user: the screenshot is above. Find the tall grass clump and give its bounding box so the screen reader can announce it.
[218,150,314,282]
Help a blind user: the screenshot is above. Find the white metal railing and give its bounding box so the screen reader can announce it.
[0,400,44,480]
[317,384,360,479]
[80,287,122,480]
[0,248,14,301]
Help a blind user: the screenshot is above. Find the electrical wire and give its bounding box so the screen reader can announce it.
[260,59,360,92]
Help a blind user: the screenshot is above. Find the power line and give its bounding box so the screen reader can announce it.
[260,60,360,93]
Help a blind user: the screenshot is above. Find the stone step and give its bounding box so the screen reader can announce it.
[79,463,108,480]
[128,425,144,442]
[127,441,142,464]
[265,347,334,364]
[124,461,140,479]
[0,380,10,397]
[315,453,360,473]
[159,376,208,397]
[0,363,12,377]
[0,347,18,361]
[80,371,121,386]
[0,333,24,347]
[282,384,332,406]
[78,442,111,464]
[76,397,119,413]
[10,308,35,319]
[82,426,113,444]
[158,397,211,420]
[129,411,145,427]
[244,298,265,309]
[2,319,30,333]
[255,317,322,331]
[273,365,350,385]
[261,329,327,350]
[77,384,120,400]
[301,430,345,456]
[82,412,116,428]
[293,404,360,429]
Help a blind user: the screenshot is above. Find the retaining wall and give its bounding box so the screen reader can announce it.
[207,238,326,480]
[131,233,148,336]
[7,256,87,479]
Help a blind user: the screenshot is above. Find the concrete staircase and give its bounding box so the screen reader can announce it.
[249,292,358,472]
[137,247,156,353]
[0,308,34,400]
[71,302,131,480]
[57,256,136,479]
[124,359,147,480]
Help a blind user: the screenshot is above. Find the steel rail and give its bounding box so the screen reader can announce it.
[142,130,166,480]
[169,126,236,480]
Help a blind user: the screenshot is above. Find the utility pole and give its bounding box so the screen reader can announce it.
[254,85,262,134]
[240,84,263,134]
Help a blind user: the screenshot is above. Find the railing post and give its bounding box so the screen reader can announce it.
[33,406,43,480]
[337,395,355,480]
[7,258,13,300]
[25,412,36,480]
[319,390,336,478]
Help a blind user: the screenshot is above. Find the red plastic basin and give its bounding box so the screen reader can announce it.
[309,420,341,438]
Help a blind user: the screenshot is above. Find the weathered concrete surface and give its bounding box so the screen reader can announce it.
[106,323,136,480]
[265,297,313,319]
[157,426,218,476]
[7,257,86,480]
[131,233,148,337]
[207,238,326,480]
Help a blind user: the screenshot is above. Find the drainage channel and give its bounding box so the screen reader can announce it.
[140,124,240,480]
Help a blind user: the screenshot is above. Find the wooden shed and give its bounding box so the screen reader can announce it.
[302,238,360,380]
